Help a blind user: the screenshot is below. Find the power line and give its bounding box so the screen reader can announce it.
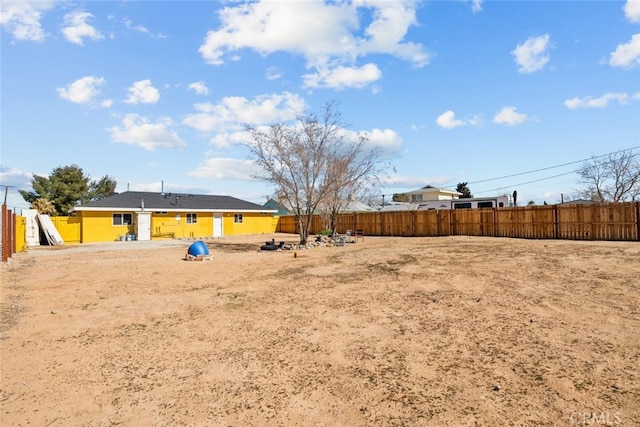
[378,145,640,200]
[444,145,640,189]
[475,171,577,195]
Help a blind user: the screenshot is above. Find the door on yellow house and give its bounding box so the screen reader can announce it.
[136,212,151,241]
[213,214,222,237]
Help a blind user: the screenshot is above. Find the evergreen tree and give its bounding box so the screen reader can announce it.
[19,165,117,216]
[456,182,473,198]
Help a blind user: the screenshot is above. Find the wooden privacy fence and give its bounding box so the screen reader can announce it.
[276,202,640,241]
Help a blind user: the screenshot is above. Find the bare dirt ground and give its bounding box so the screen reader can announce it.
[1,234,639,426]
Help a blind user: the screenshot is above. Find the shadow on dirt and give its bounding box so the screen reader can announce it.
[205,242,261,253]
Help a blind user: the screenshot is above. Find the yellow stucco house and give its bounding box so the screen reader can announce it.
[71,191,277,243]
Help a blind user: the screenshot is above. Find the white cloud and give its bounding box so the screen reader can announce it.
[381,173,450,189]
[209,131,254,148]
[189,157,260,180]
[0,0,54,41]
[511,34,551,73]
[183,92,306,133]
[303,63,382,89]
[625,0,640,23]
[122,17,148,34]
[266,66,282,81]
[122,17,166,39]
[57,76,106,104]
[109,114,186,151]
[493,106,529,125]
[471,0,483,13]
[609,34,640,68]
[61,11,104,45]
[564,92,634,109]
[117,181,207,195]
[436,110,481,129]
[188,81,209,96]
[125,80,160,104]
[0,165,32,189]
[198,0,429,89]
[357,128,403,154]
[0,165,35,208]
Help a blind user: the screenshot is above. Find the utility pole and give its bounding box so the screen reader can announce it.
[2,185,9,206]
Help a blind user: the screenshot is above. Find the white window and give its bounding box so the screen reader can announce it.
[186,213,197,224]
[112,213,132,226]
[234,213,243,223]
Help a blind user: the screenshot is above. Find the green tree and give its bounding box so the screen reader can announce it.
[90,175,118,201]
[456,182,473,198]
[19,165,117,216]
[392,193,410,202]
[32,198,56,215]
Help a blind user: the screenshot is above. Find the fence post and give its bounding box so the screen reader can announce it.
[493,208,497,237]
[412,211,416,237]
[636,201,640,241]
[553,205,559,239]
[451,209,456,236]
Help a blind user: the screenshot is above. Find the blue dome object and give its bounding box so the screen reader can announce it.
[188,240,209,256]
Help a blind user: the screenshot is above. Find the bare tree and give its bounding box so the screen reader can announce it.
[577,150,640,202]
[320,140,383,233]
[245,102,384,244]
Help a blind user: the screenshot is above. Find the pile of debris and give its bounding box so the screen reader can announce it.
[259,235,346,252]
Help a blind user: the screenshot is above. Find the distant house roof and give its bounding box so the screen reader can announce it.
[341,200,374,212]
[263,198,291,215]
[72,191,275,213]
[404,186,462,197]
[376,202,419,212]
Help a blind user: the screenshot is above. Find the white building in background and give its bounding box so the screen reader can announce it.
[378,185,511,211]
[404,185,463,202]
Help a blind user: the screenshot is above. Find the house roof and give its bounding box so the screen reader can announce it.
[72,191,275,213]
[376,202,420,211]
[263,198,291,215]
[404,186,462,196]
[341,200,374,212]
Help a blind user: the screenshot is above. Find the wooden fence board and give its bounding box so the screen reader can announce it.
[415,210,439,236]
[275,202,639,241]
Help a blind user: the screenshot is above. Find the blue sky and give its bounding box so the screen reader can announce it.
[1,0,639,210]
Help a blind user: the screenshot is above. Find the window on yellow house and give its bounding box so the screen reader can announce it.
[113,213,132,226]
[234,213,243,223]
[186,213,197,224]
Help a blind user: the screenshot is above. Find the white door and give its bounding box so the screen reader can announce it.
[136,212,151,241]
[213,214,223,237]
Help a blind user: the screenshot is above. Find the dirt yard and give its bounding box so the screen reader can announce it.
[1,234,638,426]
